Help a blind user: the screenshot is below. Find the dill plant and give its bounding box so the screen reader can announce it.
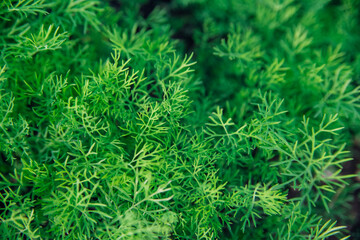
[0,0,359,239]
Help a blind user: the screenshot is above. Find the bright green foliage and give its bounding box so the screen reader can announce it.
[0,0,359,239]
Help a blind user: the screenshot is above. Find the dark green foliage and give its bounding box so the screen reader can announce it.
[0,0,359,239]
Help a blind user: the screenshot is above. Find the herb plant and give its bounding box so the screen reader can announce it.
[1,0,359,239]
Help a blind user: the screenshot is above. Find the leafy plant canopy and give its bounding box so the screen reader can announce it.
[1,0,360,239]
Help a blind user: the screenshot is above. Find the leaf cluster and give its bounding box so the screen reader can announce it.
[0,0,359,239]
